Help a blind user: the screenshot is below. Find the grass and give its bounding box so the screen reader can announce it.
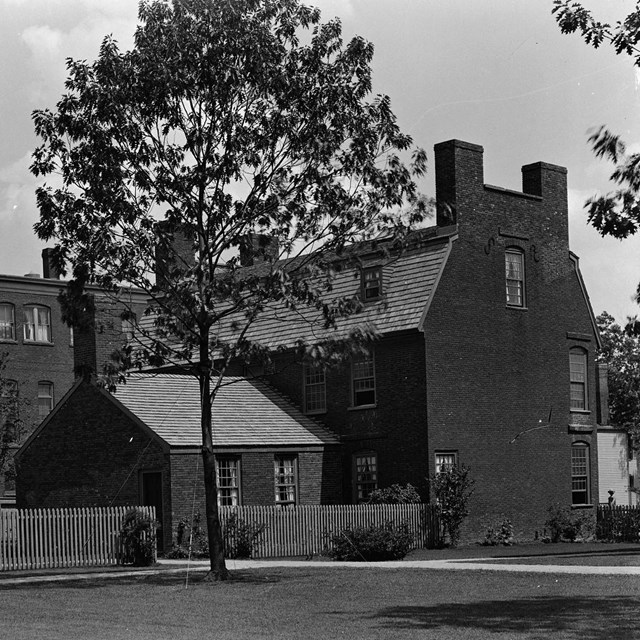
[1,556,640,640]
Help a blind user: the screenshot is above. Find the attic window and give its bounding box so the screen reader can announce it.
[362,266,382,301]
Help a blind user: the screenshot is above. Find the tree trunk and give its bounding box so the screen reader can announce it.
[199,367,229,581]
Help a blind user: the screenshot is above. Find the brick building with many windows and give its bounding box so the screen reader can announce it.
[16,139,605,543]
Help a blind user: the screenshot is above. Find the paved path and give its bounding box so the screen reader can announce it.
[1,556,639,585]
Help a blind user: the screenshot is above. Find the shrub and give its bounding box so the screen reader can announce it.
[165,512,209,559]
[545,504,594,542]
[430,464,475,547]
[222,512,266,559]
[483,519,515,546]
[325,520,414,561]
[367,483,422,504]
[120,508,159,566]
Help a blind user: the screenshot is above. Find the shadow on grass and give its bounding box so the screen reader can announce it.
[373,597,640,639]
[0,569,283,590]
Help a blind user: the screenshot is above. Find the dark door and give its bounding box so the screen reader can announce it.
[141,471,164,552]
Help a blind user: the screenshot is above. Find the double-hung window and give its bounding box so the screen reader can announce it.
[24,305,51,343]
[303,365,326,414]
[505,249,525,307]
[274,456,297,506]
[0,304,15,341]
[354,452,378,503]
[352,354,376,407]
[569,348,588,411]
[37,381,54,418]
[362,266,382,301]
[216,458,240,506]
[435,451,458,475]
[571,443,590,505]
[0,379,18,441]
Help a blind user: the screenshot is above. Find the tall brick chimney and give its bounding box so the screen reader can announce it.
[239,233,280,267]
[154,222,196,290]
[434,139,484,227]
[41,248,62,280]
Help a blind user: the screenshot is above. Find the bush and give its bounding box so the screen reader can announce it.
[165,512,209,559]
[544,504,594,542]
[325,520,414,561]
[430,464,475,547]
[482,519,515,546]
[222,512,266,559]
[366,483,422,504]
[120,508,159,566]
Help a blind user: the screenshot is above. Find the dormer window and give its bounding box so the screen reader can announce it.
[362,266,382,301]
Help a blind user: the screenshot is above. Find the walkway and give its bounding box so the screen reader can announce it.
[2,554,639,586]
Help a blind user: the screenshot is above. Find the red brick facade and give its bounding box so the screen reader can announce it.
[14,139,602,546]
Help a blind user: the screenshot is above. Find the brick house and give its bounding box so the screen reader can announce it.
[0,251,146,506]
[16,373,341,550]
[15,139,604,543]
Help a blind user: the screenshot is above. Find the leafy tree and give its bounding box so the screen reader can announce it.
[553,0,640,302]
[596,311,640,447]
[430,464,474,547]
[30,0,427,580]
[0,353,24,498]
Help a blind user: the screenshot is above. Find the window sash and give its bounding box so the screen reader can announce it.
[274,457,297,505]
[569,350,588,410]
[435,452,458,475]
[0,304,15,340]
[505,251,524,306]
[571,445,590,505]
[24,306,51,343]
[304,365,326,413]
[37,382,53,418]
[352,355,375,406]
[363,268,382,300]
[355,453,377,502]
[216,458,240,507]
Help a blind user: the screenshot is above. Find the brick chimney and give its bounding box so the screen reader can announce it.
[434,139,484,227]
[41,248,62,280]
[239,234,280,267]
[154,222,196,290]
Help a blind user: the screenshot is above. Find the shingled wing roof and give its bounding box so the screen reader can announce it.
[113,373,339,448]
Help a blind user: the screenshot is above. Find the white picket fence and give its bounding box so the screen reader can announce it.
[219,504,441,558]
[0,506,156,571]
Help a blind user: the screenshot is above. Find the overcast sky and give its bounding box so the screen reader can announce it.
[1,0,639,322]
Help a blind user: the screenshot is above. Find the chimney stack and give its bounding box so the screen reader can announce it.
[239,234,280,267]
[42,248,62,279]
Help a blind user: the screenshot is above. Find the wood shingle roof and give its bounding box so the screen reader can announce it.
[113,373,339,448]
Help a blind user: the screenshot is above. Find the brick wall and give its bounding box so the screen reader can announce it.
[15,381,172,549]
[426,140,599,541]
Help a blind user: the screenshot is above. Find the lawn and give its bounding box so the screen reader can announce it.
[1,563,639,640]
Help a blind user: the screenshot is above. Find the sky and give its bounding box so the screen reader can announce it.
[1,0,640,322]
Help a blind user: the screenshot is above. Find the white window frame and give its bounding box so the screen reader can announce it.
[37,381,54,418]
[505,249,525,307]
[569,347,588,411]
[303,364,326,414]
[571,442,590,505]
[274,456,297,506]
[351,353,376,407]
[216,457,240,507]
[24,305,52,343]
[353,452,378,503]
[0,303,15,341]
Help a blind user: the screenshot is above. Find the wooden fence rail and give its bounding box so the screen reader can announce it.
[219,504,441,558]
[0,506,156,571]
